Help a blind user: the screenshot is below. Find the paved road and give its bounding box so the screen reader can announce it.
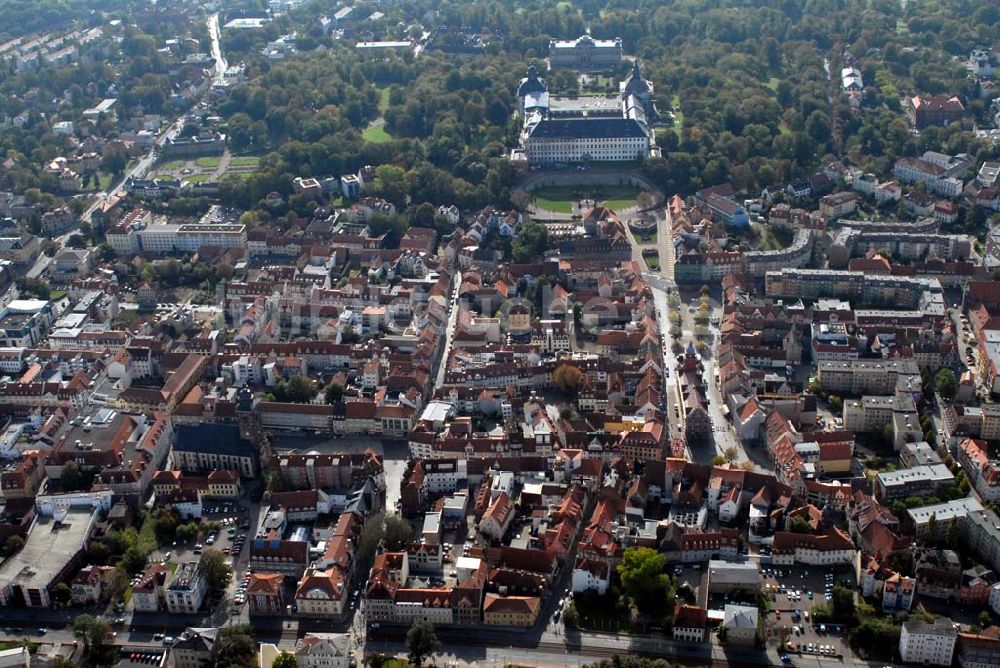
[362,623,889,668]
[433,270,461,392]
[207,13,227,87]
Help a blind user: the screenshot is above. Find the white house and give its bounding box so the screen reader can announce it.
[990,582,1000,617]
[478,491,514,543]
[718,486,745,523]
[673,605,708,643]
[771,529,857,566]
[571,558,609,595]
[295,633,351,668]
[294,568,347,618]
[733,398,767,443]
[165,562,207,614]
[900,618,957,667]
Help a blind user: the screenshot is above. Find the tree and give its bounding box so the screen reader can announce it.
[199,549,232,593]
[511,221,547,263]
[272,652,298,668]
[73,615,114,664]
[935,368,957,400]
[830,585,855,620]
[617,547,670,614]
[101,568,128,603]
[276,375,316,403]
[947,518,961,550]
[325,383,344,404]
[265,471,285,495]
[366,655,388,668]
[979,610,993,628]
[52,582,72,605]
[152,509,179,544]
[212,625,256,668]
[552,364,584,394]
[120,546,146,575]
[384,514,413,551]
[926,513,938,540]
[406,621,441,668]
[563,600,579,628]
[87,540,111,565]
[710,455,727,466]
[60,461,84,492]
[1,535,23,557]
[66,234,88,249]
[723,447,738,464]
[176,523,200,543]
[786,515,813,534]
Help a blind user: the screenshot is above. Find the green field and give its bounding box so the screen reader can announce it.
[229,156,260,168]
[531,185,642,214]
[159,160,186,171]
[670,94,684,135]
[195,157,220,168]
[633,226,658,243]
[184,173,213,184]
[642,249,660,271]
[362,124,394,143]
[377,86,391,113]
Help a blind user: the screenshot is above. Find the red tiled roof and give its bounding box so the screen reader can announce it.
[673,604,708,629]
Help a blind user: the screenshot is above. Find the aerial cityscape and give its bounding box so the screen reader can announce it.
[0,0,998,667]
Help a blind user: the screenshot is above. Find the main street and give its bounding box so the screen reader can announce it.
[639,201,752,466]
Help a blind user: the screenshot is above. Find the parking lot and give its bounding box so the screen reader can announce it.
[762,564,855,659]
[142,505,252,611]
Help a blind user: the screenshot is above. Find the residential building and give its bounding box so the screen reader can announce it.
[247,572,284,616]
[673,605,708,643]
[294,634,351,668]
[294,567,347,618]
[958,627,1000,668]
[908,95,965,129]
[132,564,171,612]
[482,594,541,626]
[165,562,207,614]
[771,529,856,566]
[900,618,958,666]
[957,438,1000,503]
[721,604,759,645]
[875,464,954,501]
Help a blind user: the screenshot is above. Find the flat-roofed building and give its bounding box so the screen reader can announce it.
[875,464,954,501]
[707,559,760,593]
[0,508,96,607]
[165,562,207,614]
[900,618,957,666]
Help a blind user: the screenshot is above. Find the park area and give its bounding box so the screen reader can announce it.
[529,184,643,214]
[152,151,260,186]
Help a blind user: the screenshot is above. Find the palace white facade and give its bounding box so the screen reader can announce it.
[548,34,623,70]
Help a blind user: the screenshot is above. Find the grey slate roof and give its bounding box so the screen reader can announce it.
[527,117,648,139]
